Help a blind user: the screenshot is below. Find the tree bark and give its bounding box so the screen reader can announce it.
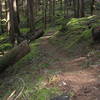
[0,0,4,33]
[0,40,30,72]
[28,29,44,43]
[27,0,35,32]
[91,0,95,15]
[49,0,53,22]
[43,0,47,29]
[52,0,56,17]
[79,0,85,17]
[8,0,20,45]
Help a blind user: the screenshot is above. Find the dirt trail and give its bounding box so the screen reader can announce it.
[0,35,99,100]
[39,36,100,100]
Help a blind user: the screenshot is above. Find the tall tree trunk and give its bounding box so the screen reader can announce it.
[0,0,4,33]
[27,0,35,33]
[76,0,80,18]
[35,0,39,16]
[79,0,85,17]
[8,0,20,46]
[60,0,63,10]
[64,0,68,17]
[52,0,56,17]
[73,0,77,17]
[16,0,20,24]
[91,0,95,15]
[44,0,47,29]
[6,0,10,33]
[49,0,53,22]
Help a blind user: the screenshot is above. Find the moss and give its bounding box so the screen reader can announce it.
[50,16,100,55]
[0,15,100,100]
[0,43,12,51]
[0,34,11,52]
[0,34,8,41]
[32,88,59,100]
[23,73,60,100]
[82,29,92,39]
[20,28,30,33]
[55,16,69,25]
[14,42,40,67]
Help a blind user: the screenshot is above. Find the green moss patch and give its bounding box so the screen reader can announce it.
[50,16,100,55]
[0,43,12,51]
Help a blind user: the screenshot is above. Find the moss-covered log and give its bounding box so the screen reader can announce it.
[28,29,44,43]
[0,40,30,72]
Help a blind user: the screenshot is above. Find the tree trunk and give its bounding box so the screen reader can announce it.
[91,0,95,15]
[28,29,44,43]
[49,0,53,22]
[8,0,20,45]
[0,40,30,72]
[0,0,4,33]
[43,0,47,29]
[76,0,80,18]
[27,0,35,33]
[64,0,68,17]
[52,0,56,17]
[60,0,63,10]
[73,0,77,17]
[79,0,85,17]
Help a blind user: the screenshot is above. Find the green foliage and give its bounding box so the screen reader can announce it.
[55,16,69,25]
[0,34,12,52]
[35,20,43,29]
[0,43,12,51]
[15,42,40,67]
[82,29,92,39]
[20,28,30,33]
[39,63,50,68]
[32,88,59,100]
[0,41,60,100]
[50,16,100,55]
[23,73,60,100]
[0,34,8,41]
[20,16,27,22]
[67,18,87,30]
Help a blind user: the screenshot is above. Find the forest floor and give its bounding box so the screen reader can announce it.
[0,16,100,100]
[0,34,100,100]
[38,35,100,100]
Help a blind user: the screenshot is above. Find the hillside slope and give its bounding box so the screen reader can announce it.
[0,16,100,100]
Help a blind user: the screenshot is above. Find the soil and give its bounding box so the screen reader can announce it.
[0,35,100,100]
[39,36,100,100]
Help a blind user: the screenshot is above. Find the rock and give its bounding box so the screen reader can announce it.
[51,95,69,100]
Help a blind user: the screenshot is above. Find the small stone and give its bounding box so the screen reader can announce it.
[51,95,69,100]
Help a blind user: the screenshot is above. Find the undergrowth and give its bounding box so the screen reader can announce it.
[50,15,100,56]
[0,41,60,100]
[0,15,100,100]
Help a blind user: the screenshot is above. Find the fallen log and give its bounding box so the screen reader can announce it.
[27,29,44,43]
[0,40,30,72]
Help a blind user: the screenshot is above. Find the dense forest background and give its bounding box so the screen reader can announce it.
[0,0,100,47]
[0,0,100,100]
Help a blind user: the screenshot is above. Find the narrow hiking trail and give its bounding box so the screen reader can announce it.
[37,35,100,100]
[0,34,100,100]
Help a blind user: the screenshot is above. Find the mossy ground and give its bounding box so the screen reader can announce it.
[0,40,61,100]
[50,15,100,56]
[0,34,12,54]
[0,16,100,100]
